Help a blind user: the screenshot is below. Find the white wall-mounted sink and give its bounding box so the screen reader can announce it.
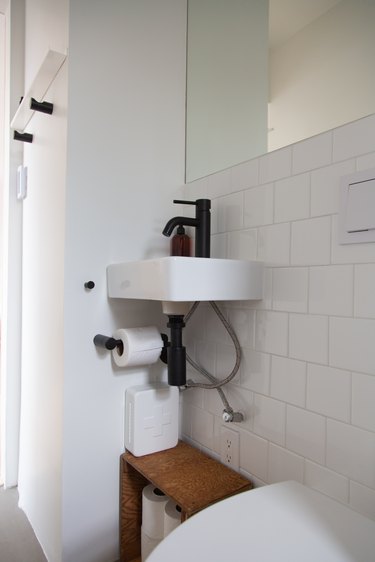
[107,257,263,302]
[147,481,375,562]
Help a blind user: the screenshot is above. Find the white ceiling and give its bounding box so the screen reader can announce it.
[269,0,342,50]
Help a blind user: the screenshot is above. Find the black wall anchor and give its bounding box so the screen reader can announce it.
[14,130,33,143]
[30,97,54,115]
[93,334,122,351]
[84,281,95,290]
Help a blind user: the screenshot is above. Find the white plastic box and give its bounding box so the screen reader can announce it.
[125,383,179,457]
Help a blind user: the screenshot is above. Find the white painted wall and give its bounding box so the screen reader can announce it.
[0,14,5,287]
[0,8,5,486]
[269,0,375,151]
[15,1,186,561]
[1,0,24,488]
[17,1,68,560]
[182,112,375,522]
[62,1,186,561]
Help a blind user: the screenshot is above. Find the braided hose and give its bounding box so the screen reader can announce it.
[183,301,243,420]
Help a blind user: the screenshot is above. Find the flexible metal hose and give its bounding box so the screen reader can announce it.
[183,301,242,414]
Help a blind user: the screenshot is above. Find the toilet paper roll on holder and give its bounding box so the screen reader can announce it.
[93,332,169,361]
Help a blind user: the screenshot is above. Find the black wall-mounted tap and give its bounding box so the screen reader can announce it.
[162,198,211,258]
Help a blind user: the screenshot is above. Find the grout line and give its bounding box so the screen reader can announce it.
[327,315,330,367]
[352,264,356,318]
[323,415,328,466]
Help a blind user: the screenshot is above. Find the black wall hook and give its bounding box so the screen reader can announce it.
[30,97,54,115]
[14,130,33,143]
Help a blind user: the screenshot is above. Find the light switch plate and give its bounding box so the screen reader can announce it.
[339,168,375,244]
[17,165,28,200]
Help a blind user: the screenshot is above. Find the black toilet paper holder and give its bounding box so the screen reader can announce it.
[93,334,123,351]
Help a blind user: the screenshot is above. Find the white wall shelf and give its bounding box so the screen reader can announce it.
[10,49,66,133]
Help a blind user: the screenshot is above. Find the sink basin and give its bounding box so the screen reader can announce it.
[147,481,375,562]
[107,257,263,302]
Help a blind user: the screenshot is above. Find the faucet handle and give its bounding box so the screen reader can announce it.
[173,199,211,210]
[173,199,197,206]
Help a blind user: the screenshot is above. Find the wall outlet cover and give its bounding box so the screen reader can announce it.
[220,426,240,471]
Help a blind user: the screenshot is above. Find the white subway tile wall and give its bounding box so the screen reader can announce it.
[268,444,304,484]
[349,481,375,520]
[333,114,375,162]
[308,265,353,317]
[231,158,259,192]
[289,313,328,364]
[258,223,290,265]
[356,151,375,171]
[310,160,355,217]
[270,356,306,407]
[180,114,375,521]
[304,460,349,504]
[292,131,332,174]
[354,264,375,318]
[227,229,257,260]
[351,372,375,432]
[272,267,308,313]
[274,173,310,223]
[291,216,331,265]
[244,183,274,227]
[286,406,326,464]
[306,364,351,422]
[239,430,269,481]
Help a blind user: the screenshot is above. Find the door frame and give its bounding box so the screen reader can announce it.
[0,0,25,488]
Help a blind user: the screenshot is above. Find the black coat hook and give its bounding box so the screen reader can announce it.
[30,97,54,115]
[14,130,33,143]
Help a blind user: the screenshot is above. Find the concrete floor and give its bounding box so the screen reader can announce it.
[0,486,47,562]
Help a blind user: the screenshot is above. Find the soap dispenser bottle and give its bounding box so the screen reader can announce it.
[171,225,191,256]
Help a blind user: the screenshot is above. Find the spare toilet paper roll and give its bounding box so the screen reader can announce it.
[141,526,161,562]
[142,484,169,539]
[164,499,181,537]
[112,327,163,368]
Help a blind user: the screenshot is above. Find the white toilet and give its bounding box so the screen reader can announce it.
[147,481,375,561]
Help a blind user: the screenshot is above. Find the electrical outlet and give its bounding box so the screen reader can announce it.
[220,426,239,470]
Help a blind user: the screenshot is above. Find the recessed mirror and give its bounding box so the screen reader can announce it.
[186,0,375,182]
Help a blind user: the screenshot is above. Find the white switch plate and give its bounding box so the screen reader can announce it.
[17,165,27,200]
[339,168,375,244]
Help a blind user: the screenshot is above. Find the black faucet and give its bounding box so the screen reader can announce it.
[162,199,211,258]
